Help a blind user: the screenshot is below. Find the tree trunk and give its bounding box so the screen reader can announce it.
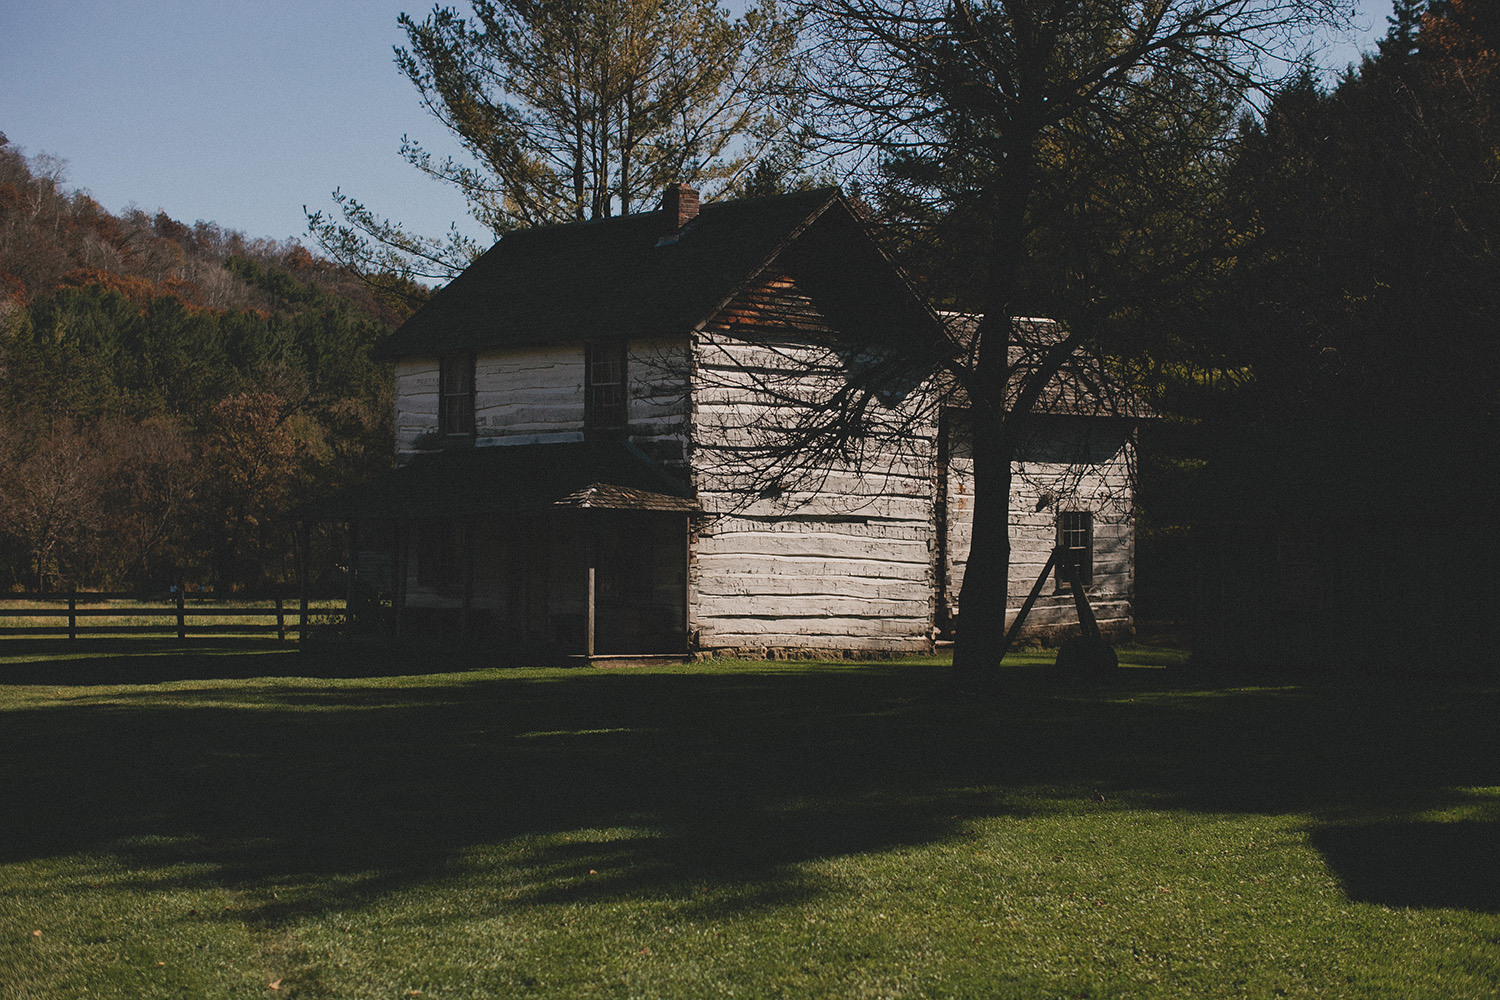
[950,141,1034,685]
[952,409,1012,684]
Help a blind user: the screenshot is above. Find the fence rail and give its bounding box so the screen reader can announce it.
[0,593,332,642]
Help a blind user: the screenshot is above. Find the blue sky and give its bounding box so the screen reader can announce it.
[1,0,1391,250]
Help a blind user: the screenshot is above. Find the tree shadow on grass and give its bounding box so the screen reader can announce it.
[1,657,1496,923]
[1309,819,1500,912]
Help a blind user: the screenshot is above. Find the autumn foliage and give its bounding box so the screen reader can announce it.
[0,134,407,593]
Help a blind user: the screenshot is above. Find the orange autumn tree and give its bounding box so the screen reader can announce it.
[198,392,300,592]
[1423,0,1500,74]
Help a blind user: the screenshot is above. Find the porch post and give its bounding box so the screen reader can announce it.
[393,520,408,639]
[460,519,474,645]
[585,514,596,659]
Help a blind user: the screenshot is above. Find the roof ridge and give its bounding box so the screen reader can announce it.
[370,184,937,362]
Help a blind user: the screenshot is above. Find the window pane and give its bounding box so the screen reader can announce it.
[1057,510,1093,587]
[586,343,627,432]
[440,354,475,436]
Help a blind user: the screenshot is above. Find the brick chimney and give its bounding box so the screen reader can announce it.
[660,183,700,231]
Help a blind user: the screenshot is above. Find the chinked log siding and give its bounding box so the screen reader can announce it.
[395,340,690,464]
[689,274,940,652]
[941,415,1135,639]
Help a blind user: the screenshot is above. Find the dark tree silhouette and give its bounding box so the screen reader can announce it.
[756,0,1350,679]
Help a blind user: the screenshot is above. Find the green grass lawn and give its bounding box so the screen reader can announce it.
[1,645,1496,999]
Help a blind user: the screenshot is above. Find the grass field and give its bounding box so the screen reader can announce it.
[1,644,1496,999]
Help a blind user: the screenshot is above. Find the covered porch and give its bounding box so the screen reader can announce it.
[295,443,698,661]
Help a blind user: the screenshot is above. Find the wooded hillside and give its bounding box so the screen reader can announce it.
[0,134,421,594]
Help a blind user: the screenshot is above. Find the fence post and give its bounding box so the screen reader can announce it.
[68,589,77,641]
[276,596,286,643]
[298,523,310,646]
[176,582,186,641]
[345,522,356,645]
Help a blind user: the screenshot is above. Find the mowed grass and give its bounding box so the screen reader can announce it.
[1,645,1497,999]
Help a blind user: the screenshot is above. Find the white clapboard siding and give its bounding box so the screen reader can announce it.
[688,274,939,653]
[697,512,934,540]
[694,493,933,524]
[696,621,933,650]
[696,530,931,563]
[1012,600,1133,629]
[695,594,931,618]
[690,553,931,583]
[626,337,692,465]
[696,572,930,600]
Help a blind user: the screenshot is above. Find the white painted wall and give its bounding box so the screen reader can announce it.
[393,356,439,459]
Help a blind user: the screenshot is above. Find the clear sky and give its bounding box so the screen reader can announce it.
[1,0,1392,251]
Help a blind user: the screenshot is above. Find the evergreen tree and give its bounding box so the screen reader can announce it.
[1379,0,1428,60]
[0,144,399,591]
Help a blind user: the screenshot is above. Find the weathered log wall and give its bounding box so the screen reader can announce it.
[393,340,689,463]
[943,415,1135,640]
[393,357,439,459]
[689,275,939,654]
[388,282,1136,654]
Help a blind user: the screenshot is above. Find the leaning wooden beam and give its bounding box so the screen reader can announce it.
[1067,561,1103,643]
[998,545,1062,663]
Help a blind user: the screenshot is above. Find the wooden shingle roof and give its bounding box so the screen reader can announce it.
[372,187,940,360]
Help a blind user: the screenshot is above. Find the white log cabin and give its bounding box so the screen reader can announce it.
[297,185,1137,660]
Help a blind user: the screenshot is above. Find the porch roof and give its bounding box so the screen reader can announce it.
[291,442,698,522]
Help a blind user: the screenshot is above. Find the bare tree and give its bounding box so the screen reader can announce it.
[754,0,1351,679]
[0,417,107,592]
[98,417,201,586]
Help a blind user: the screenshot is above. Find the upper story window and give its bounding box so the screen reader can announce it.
[1056,510,1093,590]
[439,353,475,437]
[585,342,627,435]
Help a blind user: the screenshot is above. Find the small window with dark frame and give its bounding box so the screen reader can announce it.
[439,353,475,437]
[585,342,628,434]
[1056,510,1093,589]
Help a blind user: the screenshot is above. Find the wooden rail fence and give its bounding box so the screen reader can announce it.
[0,592,328,642]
